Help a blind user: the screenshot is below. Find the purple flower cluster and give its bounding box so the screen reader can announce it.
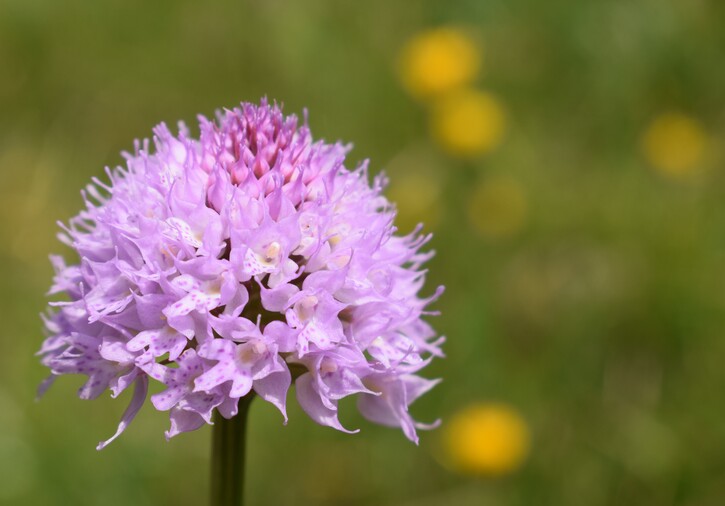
[38,100,444,449]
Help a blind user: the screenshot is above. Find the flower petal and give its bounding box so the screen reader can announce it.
[295,373,358,434]
[97,375,148,450]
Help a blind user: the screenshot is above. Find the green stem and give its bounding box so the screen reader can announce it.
[211,394,254,506]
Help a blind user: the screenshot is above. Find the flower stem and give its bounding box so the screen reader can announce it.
[211,394,254,506]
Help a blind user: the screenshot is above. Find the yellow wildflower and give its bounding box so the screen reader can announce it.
[398,27,481,99]
[387,174,442,232]
[430,89,506,158]
[641,112,708,178]
[445,403,530,476]
[385,148,444,232]
[468,176,526,239]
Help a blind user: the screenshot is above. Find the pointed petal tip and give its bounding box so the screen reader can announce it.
[36,375,56,401]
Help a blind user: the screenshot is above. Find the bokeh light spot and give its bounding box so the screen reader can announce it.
[641,112,708,178]
[468,176,526,239]
[385,146,445,232]
[398,27,481,99]
[444,402,530,477]
[430,89,506,158]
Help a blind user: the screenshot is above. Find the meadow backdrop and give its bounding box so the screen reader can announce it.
[1,0,725,505]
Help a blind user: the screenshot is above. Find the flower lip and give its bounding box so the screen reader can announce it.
[263,242,282,263]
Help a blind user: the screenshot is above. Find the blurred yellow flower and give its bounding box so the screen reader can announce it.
[468,176,526,239]
[0,145,60,267]
[641,112,709,178]
[445,403,530,476]
[387,175,442,232]
[430,89,506,158]
[398,27,481,99]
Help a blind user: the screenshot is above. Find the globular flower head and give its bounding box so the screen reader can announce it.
[38,99,444,448]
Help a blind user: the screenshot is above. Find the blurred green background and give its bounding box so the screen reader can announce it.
[2,0,725,504]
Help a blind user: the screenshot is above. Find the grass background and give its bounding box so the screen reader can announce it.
[1,0,725,504]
